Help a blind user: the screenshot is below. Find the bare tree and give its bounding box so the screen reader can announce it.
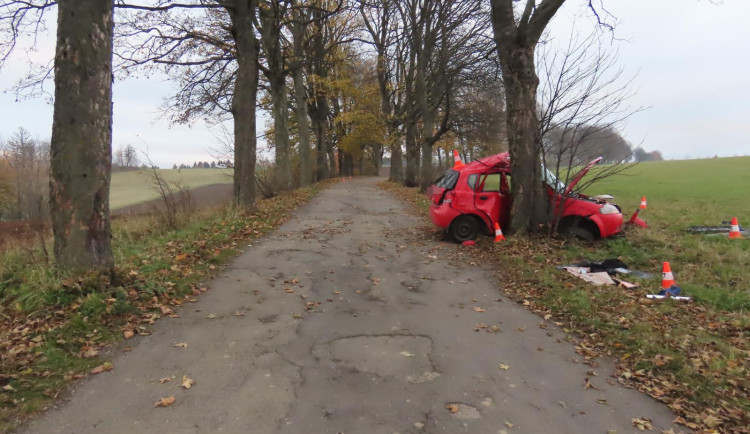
[116,0,260,210]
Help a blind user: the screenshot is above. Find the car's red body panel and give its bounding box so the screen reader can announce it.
[429,152,623,241]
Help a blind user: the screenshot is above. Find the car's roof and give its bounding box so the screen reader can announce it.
[461,152,510,172]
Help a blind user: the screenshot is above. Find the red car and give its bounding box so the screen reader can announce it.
[429,152,623,242]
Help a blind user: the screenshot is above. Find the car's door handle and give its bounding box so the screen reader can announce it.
[479,196,488,200]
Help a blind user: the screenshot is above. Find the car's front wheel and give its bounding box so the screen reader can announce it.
[448,215,479,243]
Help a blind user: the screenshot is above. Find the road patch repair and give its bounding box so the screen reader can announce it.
[19,178,684,433]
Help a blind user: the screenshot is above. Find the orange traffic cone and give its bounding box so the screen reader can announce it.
[494,222,505,242]
[453,150,464,169]
[661,262,675,289]
[728,217,743,239]
[639,196,647,210]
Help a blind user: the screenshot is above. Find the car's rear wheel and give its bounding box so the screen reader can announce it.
[449,215,479,243]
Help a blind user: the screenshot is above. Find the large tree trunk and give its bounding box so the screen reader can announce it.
[389,136,404,182]
[269,78,292,190]
[404,118,419,187]
[291,17,312,187]
[50,0,114,274]
[293,64,312,187]
[259,3,292,191]
[229,0,259,210]
[491,0,566,234]
[498,45,548,233]
[309,12,329,181]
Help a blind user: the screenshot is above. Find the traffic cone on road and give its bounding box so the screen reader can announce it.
[661,262,675,289]
[639,196,647,210]
[494,222,505,242]
[453,150,464,169]
[728,217,744,239]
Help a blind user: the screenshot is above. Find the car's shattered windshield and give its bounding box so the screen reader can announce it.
[543,166,567,193]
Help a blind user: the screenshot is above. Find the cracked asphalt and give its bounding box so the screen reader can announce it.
[22,177,684,434]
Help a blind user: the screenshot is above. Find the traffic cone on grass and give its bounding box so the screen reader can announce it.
[728,217,743,239]
[494,222,505,242]
[453,150,464,169]
[639,196,647,210]
[661,262,675,289]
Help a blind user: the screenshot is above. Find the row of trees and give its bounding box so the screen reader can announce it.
[173,161,231,169]
[0,0,634,275]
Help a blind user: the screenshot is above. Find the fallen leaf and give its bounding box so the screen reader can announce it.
[446,404,459,414]
[285,288,294,293]
[292,278,300,284]
[583,377,600,390]
[159,377,171,384]
[181,375,194,389]
[400,351,415,357]
[233,311,246,317]
[504,421,514,429]
[2,384,15,392]
[473,307,486,313]
[90,362,114,375]
[631,418,652,431]
[702,414,721,428]
[154,395,175,408]
[498,364,510,370]
[173,342,188,349]
[205,313,216,319]
[81,347,99,358]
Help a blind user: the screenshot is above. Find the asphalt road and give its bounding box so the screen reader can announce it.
[22,178,684,434]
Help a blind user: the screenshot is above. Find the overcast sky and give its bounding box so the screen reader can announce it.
[1,0,749,168]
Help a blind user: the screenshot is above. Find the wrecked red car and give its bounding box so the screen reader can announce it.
[429,152,623,242]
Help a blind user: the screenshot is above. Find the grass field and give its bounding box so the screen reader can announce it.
[110,168,233,210]
[584,156,750,228]
[382,155,750,432]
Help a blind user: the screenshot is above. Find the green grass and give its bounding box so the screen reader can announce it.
[110,168,233,210]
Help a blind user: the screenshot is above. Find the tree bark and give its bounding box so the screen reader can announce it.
[229,0,259,210]
[403,47,419,187]
[309,10,329,181]
[491,0,566,234]
[500,45,549,233]
[50,0,115,274]
[269,77,292,190]
[389,137,404,182]
[259,2,292,191]
[292,55,312,187]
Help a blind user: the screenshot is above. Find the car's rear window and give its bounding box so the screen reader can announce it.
[435,169,460,190]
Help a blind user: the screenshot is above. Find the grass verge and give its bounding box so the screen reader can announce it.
[0,180,333,433]
[380,179,749,434]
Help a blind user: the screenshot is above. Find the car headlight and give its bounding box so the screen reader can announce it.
[599,203,620,215]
